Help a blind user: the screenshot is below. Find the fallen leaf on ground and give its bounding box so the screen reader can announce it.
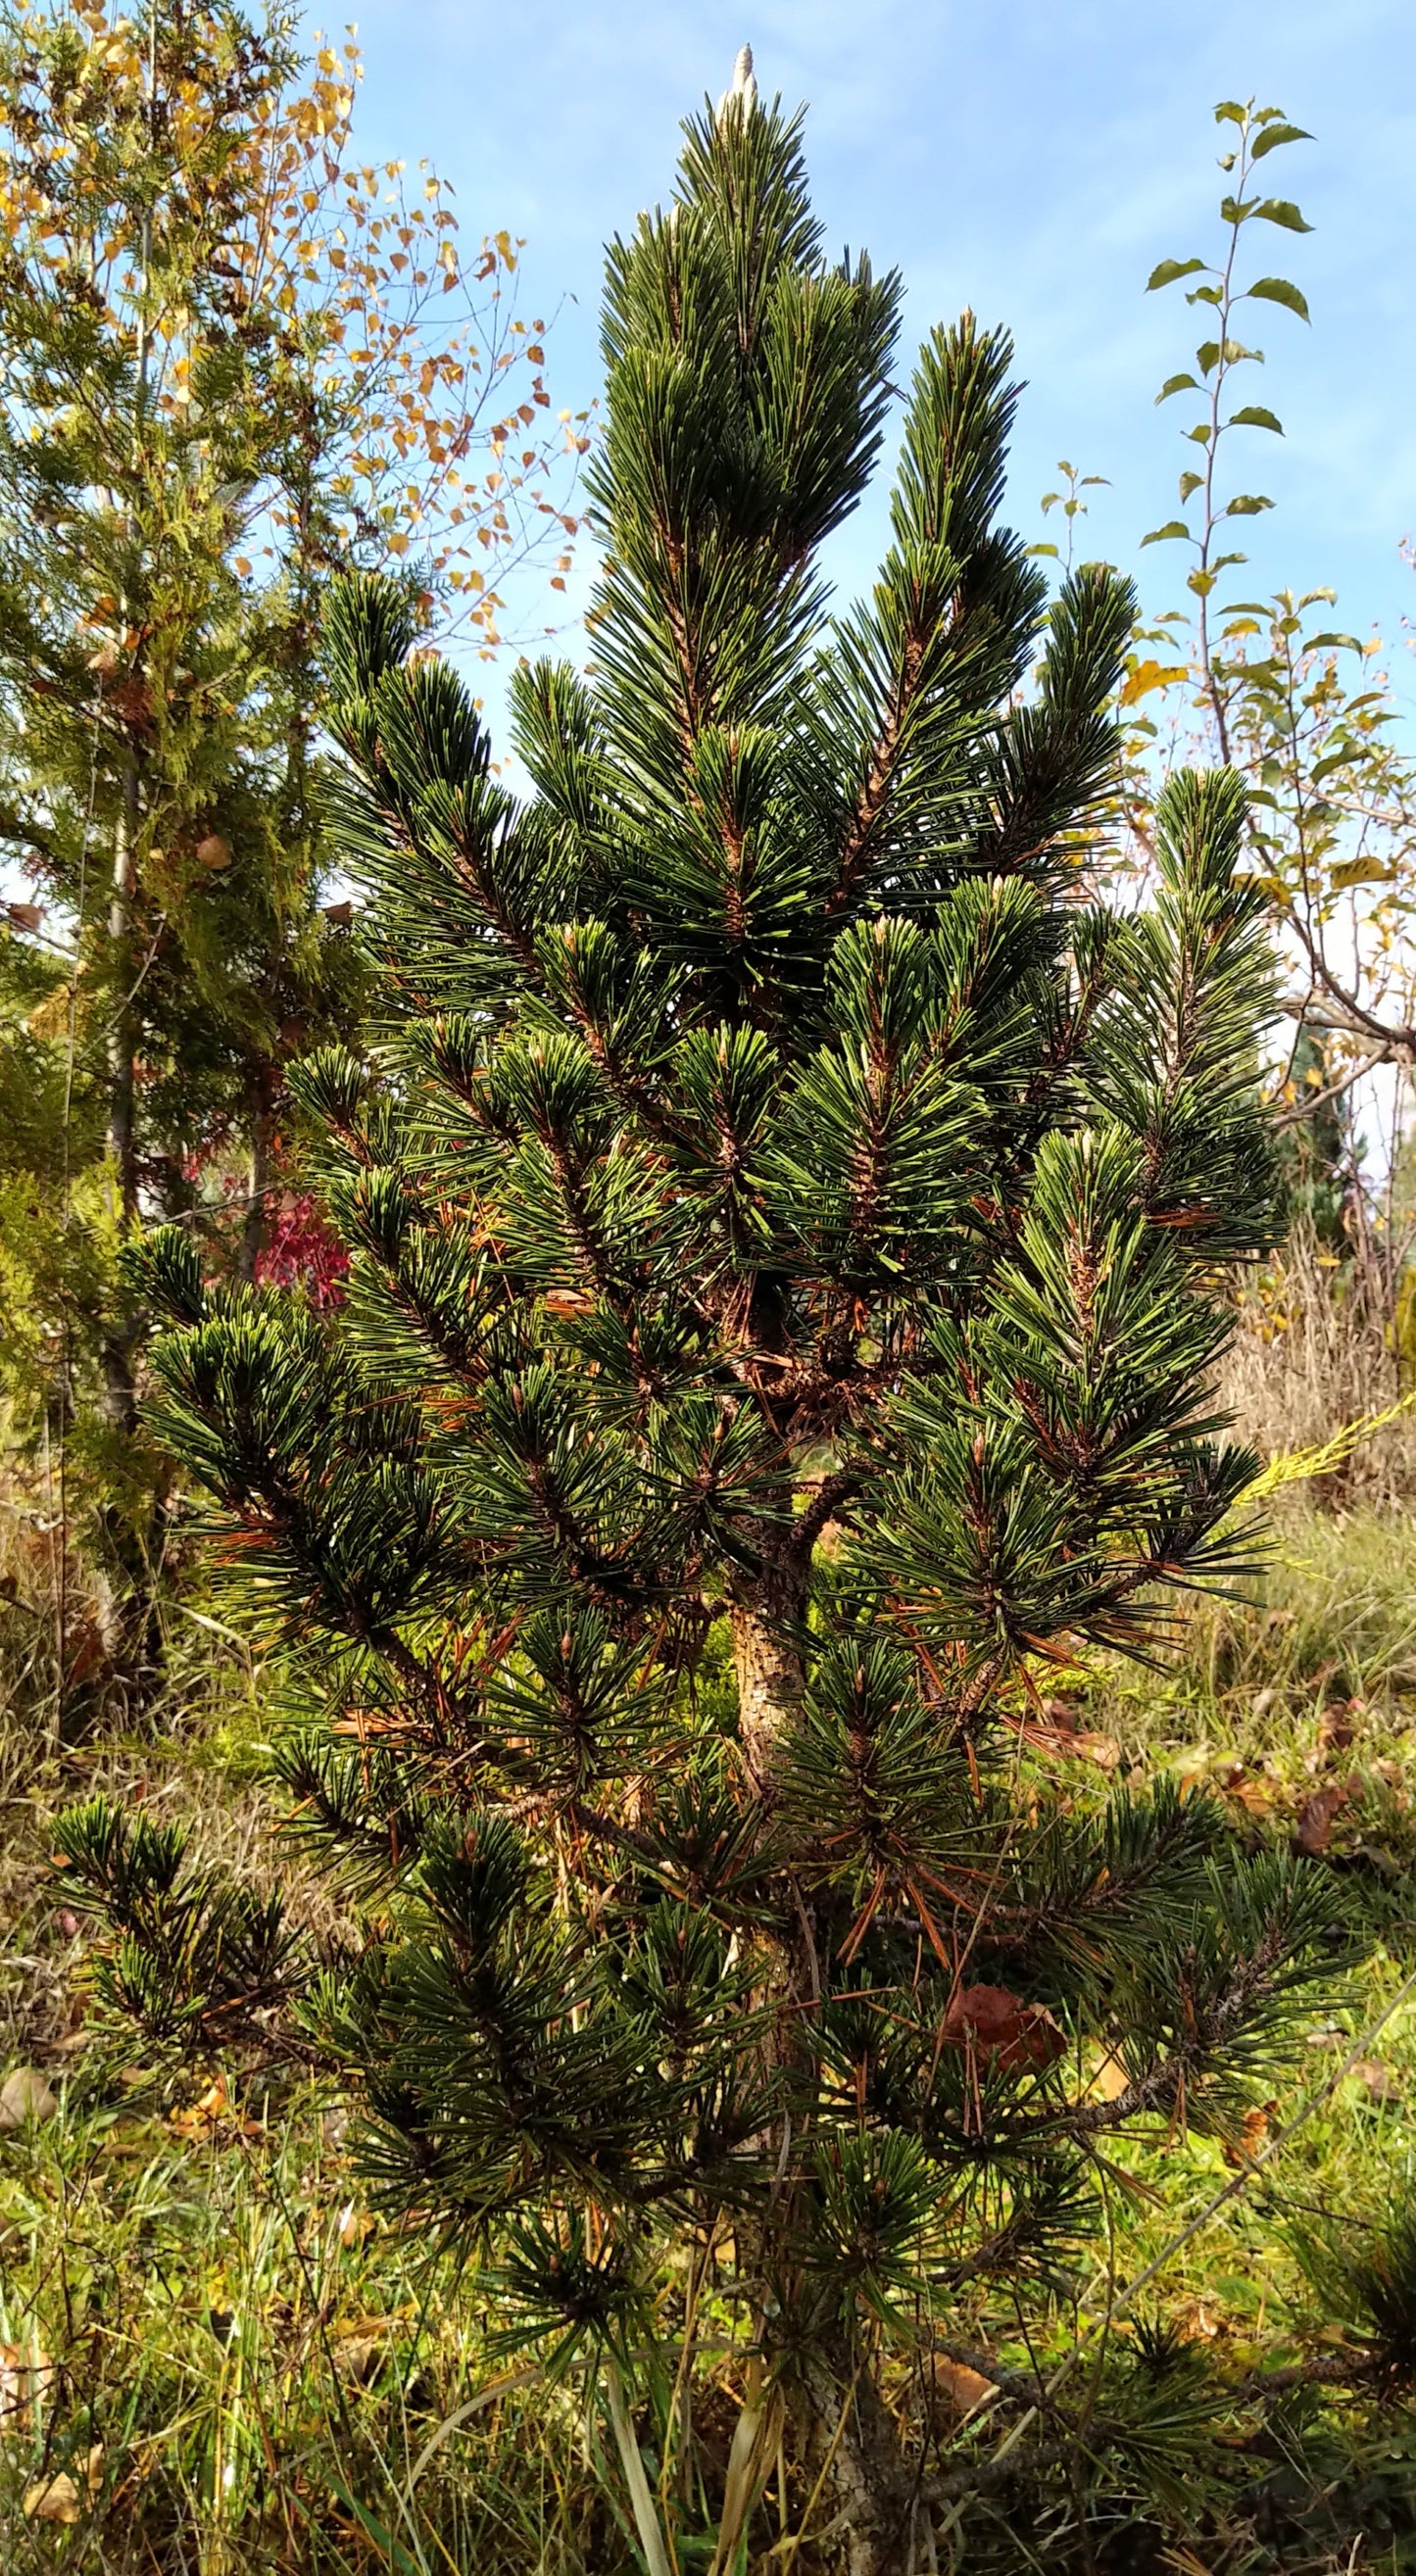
[1088,2051,1132,2103]
[1014,1716,1120,1771]
[24,2472,80,2525]
[933,2355,996,2414]
[1222,2101,1276,2167]
[1294,1781,1348,1856]
[1349,2058,1399,2105]
[24,2447,101,2522]
[168,2077,262,2143]
[1229,1773,1275,1819]
[1073,1731,1122,1771]
[1318,1704,1358,1752]
[0,2067,58,2130]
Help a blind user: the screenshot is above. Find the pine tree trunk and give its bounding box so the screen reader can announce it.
[731,1579,915,2565]
[101,775,140,1434]
[797,2342,913,2576]
[729,1579,806,1799]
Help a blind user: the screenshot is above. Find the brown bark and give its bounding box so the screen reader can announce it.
[796,2340,918,2576]
[729,1585,807,1797]
[730,1531,924,2566]
[101,771,141,1434]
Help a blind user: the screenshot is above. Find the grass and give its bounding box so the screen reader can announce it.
[0,2089,629,2575]
[7,1504,1416,2571]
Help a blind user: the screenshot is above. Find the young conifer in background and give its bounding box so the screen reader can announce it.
[63,59,1363,2573]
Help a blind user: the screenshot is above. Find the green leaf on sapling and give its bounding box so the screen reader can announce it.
[1250,123,1312,158]
[1147,257,1206,290]
[1252,199,1312,233]
[1245,278,1310,321]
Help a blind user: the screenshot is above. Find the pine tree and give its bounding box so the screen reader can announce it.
[70,68,1361,2572]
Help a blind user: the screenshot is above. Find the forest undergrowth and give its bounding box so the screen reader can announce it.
[6,1457,1416,2571]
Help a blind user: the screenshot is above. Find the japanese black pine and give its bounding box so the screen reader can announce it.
[74,69,1354,2574]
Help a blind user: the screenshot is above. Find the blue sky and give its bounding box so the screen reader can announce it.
[342,0,1416,723]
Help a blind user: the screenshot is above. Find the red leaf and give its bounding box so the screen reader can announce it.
[943,1983,1065,2073]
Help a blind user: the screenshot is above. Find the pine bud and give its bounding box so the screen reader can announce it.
[716,42,757,123]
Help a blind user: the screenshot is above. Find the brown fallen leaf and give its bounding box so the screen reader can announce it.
[1014,1716,1119,1771]
[1222,2100,1276,2168]
[24,2472,80,2525]
[1073,1730,1121,1772]
[24,2446,101,2522]
[1294,1781,1349,1856]
[932,2354,996,2415]
[1349,2057,1399,2105]
[168,2077,261,2143]
[1088,2051,1133,2103]
[943,1983,1066,2074]
[1222,1766,1274,1819]
[6,900,43,934]
[0,2067,58,2130]
[1318,1704,1357,1753]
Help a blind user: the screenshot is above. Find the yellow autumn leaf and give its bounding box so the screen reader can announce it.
[1119,657,1189,708]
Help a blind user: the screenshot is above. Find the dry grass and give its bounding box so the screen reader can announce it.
[1219,1227,1416,1508]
